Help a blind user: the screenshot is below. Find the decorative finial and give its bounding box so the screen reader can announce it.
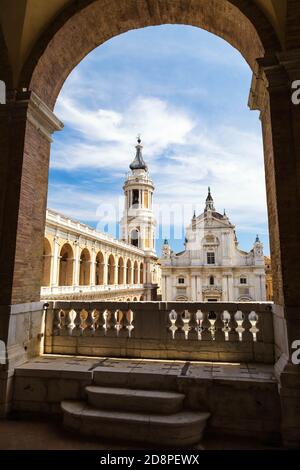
[205,186,215,211]
[193,210,196,219]
[255,234,260,243]
[164,239,168,245]
[223,209,226,216]
[130,136,147,171]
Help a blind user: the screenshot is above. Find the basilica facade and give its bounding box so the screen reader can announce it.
[160,189,266,302]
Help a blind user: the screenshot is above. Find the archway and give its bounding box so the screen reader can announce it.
[118,257,124,285]
[79,248,91,286]
[42,238,52,286]
[1,0,300,447]
[133,261,138,284]
[140,263,144,284]
[107,254,115,285]
[59,243,74,286]
[95,251,104,285]
[126,259,132,284]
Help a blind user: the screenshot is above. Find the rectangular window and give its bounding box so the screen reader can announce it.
[178,278,185,284]
[240,277,247,284]
[207,252,215,265]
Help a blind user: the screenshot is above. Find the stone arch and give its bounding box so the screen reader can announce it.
[118,256,124,284]
[42,238,52,286]
[59,243,74,286]
[133,260,139,284]
[79,248,91,286]
[140,262,144,284]
[130,229,140,248]
[20,0,281,109]
[107,254,115,285]
[95,251,104,285]
[126,259,132,284]
[133,297,138,301]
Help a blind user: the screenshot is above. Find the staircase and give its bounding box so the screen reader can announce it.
[61,369,210,448]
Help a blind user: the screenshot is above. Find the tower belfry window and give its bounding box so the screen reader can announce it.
[132,190,139,206]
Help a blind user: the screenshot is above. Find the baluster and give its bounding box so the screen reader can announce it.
[215,311,225,342]
[94,309,105,336]
[201,311,212,340]
[187,311,198,340]
[242,311,253,342]
[208,311,217,340]
[61,309,73,336]
[53,309,62,335]
[128,309,135,338]
[119,310,129,337]
[228,310,239,342]
[166,311,173,339]
[254,312,262,342]
[83,309,95,336]
[106,310,117,337]
[174,311,185,340]
[72,309,83,336]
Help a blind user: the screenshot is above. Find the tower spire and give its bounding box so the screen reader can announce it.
[129,135,148,171]
[205,186,215,211]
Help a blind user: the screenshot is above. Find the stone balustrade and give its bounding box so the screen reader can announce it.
[44,301,274,363]
[41,284,144,296]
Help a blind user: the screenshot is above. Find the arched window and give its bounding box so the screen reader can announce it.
[140,263,144,284]
[118,257,124,284]
[79,248,91,286]
[42,238,52,286]
[133,261,138,284]
[59,243,74,286]
[95,251,104,285]
[209,275,214,286]
[107,254,115,285]
[130,229,139,247]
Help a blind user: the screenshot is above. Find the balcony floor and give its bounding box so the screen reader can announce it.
[15,354,277,383]
[10,355,280,449]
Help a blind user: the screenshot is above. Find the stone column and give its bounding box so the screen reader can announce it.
[103,254,108,287]
[90,247,96,286]
[114,256,118,286]
[73,242,80,287]
[51,237,60,287]
[250,50,300,446]
[191,275,196,301]
[197,276,202,301]
[0,91,63,415]
[123,260,127,286]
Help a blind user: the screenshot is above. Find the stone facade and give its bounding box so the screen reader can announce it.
[160,189,266,302]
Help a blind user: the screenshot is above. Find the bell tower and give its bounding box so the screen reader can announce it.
[121,137,156,255]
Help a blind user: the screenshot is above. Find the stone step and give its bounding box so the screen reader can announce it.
[86,385,185,414]
[62,400,210,448]
[93,367,179,390]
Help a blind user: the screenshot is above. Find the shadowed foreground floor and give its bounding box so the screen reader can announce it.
[0,418,281,450]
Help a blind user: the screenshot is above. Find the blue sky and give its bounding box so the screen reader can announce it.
[48,25,269,255]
